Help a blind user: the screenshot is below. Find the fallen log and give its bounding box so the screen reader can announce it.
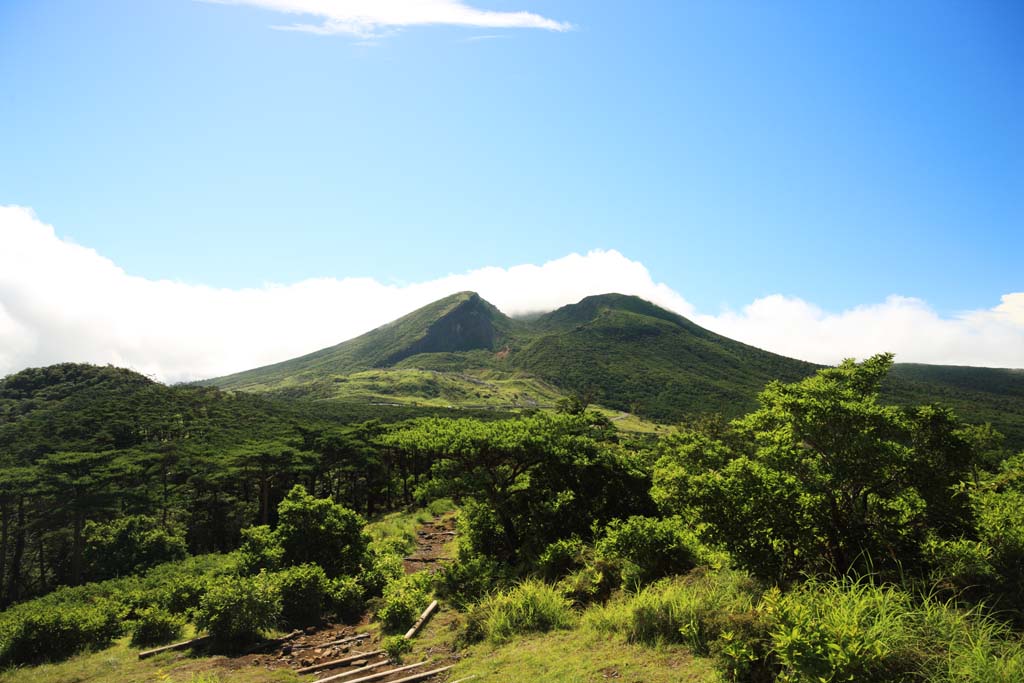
[404,600,439,639]
[138,635,211,659]
[296,649,385,674]
[313,659,428,683]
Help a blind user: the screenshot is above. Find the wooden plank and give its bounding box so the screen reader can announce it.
[404,600,438,639]
[300,659,389,681]
[375,664,455,683]
[138,635,210,660]
[292,632,370,651]
[296,649,385,674]
[312,659,428,683]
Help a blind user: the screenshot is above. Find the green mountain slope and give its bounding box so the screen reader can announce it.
[511,295,819,420]
[202,291,1024,448]
[204,292,820,421]
[884,364,1024,448]
[208,291,520,391]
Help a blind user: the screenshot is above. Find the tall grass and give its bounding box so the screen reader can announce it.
[465,580,577,644]
[581,568,1024,683]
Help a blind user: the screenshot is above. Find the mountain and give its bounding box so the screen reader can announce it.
[209,292,518,390]
[205,292,819,421]
[202,291,1024,447]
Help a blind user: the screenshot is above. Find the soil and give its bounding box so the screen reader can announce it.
[404,514,458,574]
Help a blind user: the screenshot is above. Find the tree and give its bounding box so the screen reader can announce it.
[275,485,368,578]
[653,354,983,581]
[386,412,653,563]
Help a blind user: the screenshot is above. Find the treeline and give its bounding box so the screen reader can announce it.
[0,363,494,605]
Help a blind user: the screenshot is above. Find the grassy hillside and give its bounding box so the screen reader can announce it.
[512,296,820,421]
[884,364,1024,448]
[206,292,521,391]
[202,292,1024,448]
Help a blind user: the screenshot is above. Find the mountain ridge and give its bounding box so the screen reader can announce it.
[197,291,1024,446]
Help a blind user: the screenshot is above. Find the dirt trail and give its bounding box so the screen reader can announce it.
[403,513,458,574]
[199,512,459,680]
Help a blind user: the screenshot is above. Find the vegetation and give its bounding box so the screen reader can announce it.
[200,293,1024,452]
[3,303,1024,681]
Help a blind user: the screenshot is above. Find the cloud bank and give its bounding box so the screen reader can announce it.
[1,205,1022,383]
[204,0,573,37]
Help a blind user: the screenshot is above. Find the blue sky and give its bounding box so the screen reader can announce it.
[1,1,1022,378]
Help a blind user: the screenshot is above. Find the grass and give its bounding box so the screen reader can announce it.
[448,628,717,682]
[0,632,301,683]
[465,580,577,644]
[364,498,455,555]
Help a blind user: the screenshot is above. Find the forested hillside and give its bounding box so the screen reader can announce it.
[2,356,1022,683]
[204,293,1024,449]
[0,363,497,606]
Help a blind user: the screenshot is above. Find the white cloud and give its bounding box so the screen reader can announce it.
[694,294,1024,368]
[1,205,1021,384]
[203,0,573,37]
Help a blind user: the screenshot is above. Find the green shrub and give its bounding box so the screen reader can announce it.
[196,572,281,649]
[130,606,186,647]
[381,634,413,662]
[617,570,762,649]
[274,563,331,629]
[464,579,576,644]
[537,537,587,581]
[556,559,621,607]
[377,573,432,634]
[455,499,503,558]
[276,485,369,578]
[766,579,922,683]
[83,515,188,582]
[237,524,284,575]
[359,550,405,598]
[0,600,123,666]
[155,573,212,618]
[427,498,456,516]
[434,553,505,610]
[331,575,366,623]
[596,516,705,588]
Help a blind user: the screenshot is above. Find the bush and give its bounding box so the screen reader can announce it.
[556,559,621,607]
[377,573,432,634]
[427,498,456,516]
[596,516,705,588]
[464,579,576,644]
[130,606,186,647]
[331,576,366,623]
[766,579,924,683]
[274,563,331,629]
[196,572,281,649]
[359,550,405,598]
[277,485,369,578]
[616,570,762,649]
[155,573,212,618]
[237,524,284,575]
[381,634,413,661]
[434,553,506,610]
[0,600,123,666]
[83,515,188,582]
[537,537,587,581]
